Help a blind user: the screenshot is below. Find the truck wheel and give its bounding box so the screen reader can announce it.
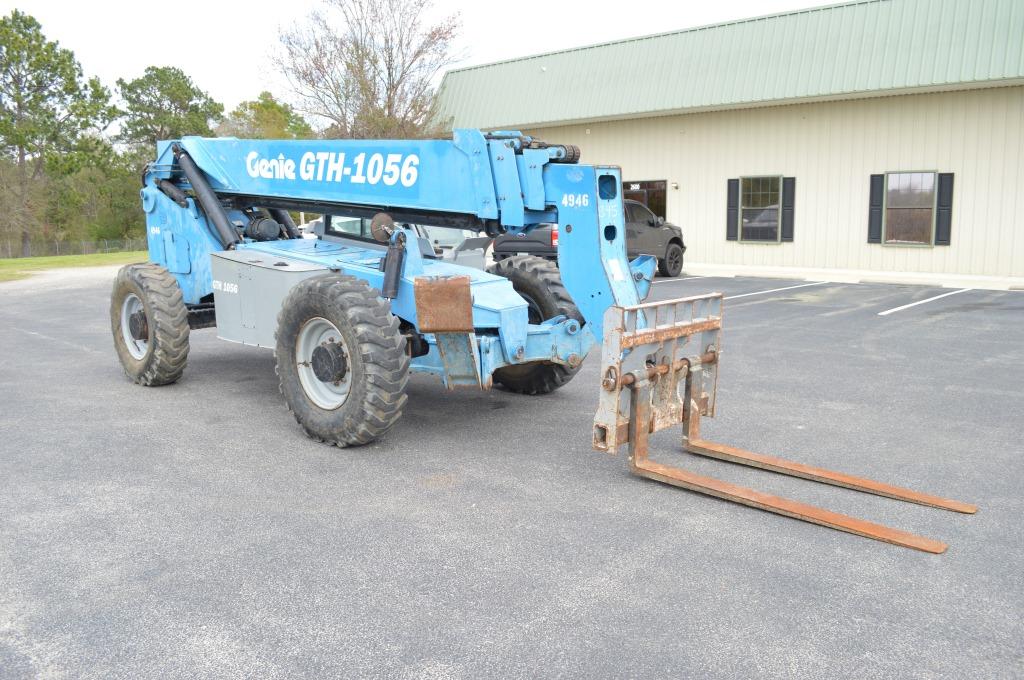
[487,255,582,395]
[658,242,684,278]
[110,263,190,386]
[275,274,409,447]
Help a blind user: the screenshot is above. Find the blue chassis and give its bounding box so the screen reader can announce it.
[141,129,654,388]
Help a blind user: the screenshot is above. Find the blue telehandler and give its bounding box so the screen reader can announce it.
[111,129,974,552]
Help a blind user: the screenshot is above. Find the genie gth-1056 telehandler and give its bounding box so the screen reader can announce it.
[111,129,975,552]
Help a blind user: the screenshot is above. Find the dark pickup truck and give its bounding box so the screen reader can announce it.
[492,199,686,277]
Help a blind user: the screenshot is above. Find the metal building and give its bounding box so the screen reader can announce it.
[436,0,1024,288]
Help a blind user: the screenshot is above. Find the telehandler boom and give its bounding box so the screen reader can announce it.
[111,129,974,552]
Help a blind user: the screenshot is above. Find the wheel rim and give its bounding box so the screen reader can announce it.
[296,317,352,410]
[668,247,682,273]
[120,293,148,360]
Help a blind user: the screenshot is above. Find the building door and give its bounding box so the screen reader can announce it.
[623,180,667,219]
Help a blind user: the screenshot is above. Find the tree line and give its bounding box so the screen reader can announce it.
[0,0,459,256]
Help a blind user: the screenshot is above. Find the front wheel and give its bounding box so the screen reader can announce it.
[487,255,583,395]
[659,242,684,278]
[275,274,409,447]
[110,263,190,385]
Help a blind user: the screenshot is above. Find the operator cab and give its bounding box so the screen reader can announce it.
[321,215,486,268]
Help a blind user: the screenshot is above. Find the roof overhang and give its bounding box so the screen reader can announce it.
[485,78,1024,131]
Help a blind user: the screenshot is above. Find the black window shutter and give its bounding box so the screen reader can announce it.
[935,173,954,246]
[726,179,739,241]
[781,177,795,242]
[868,174,884,243]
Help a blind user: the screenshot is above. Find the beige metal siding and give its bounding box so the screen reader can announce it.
[528,86,1024,278]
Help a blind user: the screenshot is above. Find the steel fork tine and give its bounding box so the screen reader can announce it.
[596,293,975,553]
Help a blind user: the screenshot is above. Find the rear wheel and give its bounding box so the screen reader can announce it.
[275,274,409,447]
[659,242,684,278]
[110,264,190,385]
[487,255,582,395]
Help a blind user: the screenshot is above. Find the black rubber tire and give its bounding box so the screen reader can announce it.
[110,263,190,386]
[275,274,409,447]
[486,255,582,395]
[659,242,684,278]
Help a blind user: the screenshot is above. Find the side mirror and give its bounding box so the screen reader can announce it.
[657,216,666,226]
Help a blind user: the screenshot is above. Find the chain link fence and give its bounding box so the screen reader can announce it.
[1,238,146,259]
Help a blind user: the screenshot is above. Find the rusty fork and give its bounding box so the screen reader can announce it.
[593,293,976,554]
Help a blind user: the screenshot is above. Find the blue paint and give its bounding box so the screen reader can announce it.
[142,129,648,387]
[629,255,657,300]
[140,186,220,303]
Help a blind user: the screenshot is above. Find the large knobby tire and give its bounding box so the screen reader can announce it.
[658,242,684,278]
[275,274,409,447]
[487,255,582,395]
[110,263,190,386]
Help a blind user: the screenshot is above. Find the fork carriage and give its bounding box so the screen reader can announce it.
[593,293,975,554]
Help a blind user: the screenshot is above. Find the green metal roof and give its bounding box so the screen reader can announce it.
[436,0,1024,129]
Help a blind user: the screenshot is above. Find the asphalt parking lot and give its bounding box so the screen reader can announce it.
[1,267,1022,679]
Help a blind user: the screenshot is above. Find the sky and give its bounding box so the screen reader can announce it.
[3,0,829,115]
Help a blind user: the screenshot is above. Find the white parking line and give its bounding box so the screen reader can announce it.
[652,276,709,284]
[876,288,972,316]
[724,281,828,300]
[13,327,101,354]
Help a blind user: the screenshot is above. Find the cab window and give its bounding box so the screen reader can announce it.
[419,226,472,248]
[326,215,370,239]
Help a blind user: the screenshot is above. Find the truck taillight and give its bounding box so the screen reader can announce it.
[551,225,559,247]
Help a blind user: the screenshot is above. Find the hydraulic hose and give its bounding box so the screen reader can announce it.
[381,233,406,299]
[172,145,240,249]
[156,179,188,208]
[267,208,300,239]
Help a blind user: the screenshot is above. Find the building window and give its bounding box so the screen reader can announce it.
[740,176,781,242]
[869,173,953,246]
[884,172,936,246]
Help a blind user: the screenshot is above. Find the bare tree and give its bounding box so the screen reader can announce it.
[278,0,460,139]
